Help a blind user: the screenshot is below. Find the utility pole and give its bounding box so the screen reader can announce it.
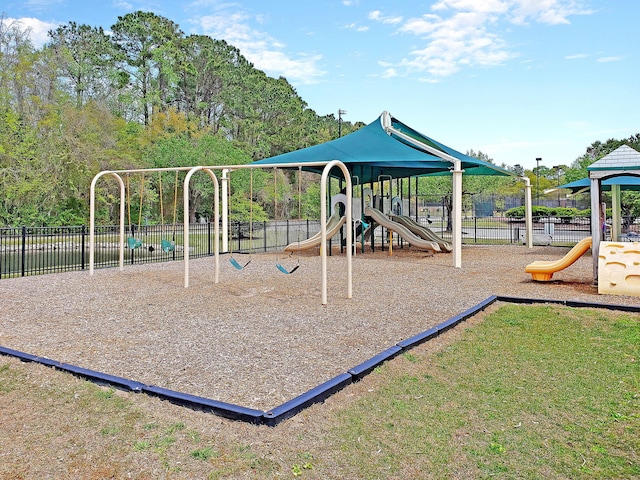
[553,165,562,206]
[535,157,542,206]
[338,109,347,137]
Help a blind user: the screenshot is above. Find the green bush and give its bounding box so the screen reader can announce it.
[505,206,593,223]
[552,207,579,223]
[505,206,552,218]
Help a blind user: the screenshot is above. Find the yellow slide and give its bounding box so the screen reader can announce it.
[525,237,592,281]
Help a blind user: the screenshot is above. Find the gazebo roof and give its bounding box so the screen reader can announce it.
[588,145,640,179]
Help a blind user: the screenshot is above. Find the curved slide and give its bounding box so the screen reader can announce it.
[525,236,592,281]
[365,207,441,252]
[284,214,346,252]
[390,215,453,252]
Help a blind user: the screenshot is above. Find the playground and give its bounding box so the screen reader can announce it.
[3,116,640,425]
[1,243,638,418]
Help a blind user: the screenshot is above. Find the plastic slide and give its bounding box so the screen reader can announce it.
[390,215,453,252]
[364,207,441,252]
[525,236,592,281]
[284,214,347,252]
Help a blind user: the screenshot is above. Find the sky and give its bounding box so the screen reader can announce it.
[4,0,639,171]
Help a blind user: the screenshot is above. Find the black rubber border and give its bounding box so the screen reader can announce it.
[1,296,638,426]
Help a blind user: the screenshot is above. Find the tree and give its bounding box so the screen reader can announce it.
[110,11,184,124]
[47,22,118,107]
[141,132,267,223]
[178,36,242,133]
[565,135,640,183]
[563,137,640,227]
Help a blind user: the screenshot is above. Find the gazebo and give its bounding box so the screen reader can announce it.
[588,145,640,281]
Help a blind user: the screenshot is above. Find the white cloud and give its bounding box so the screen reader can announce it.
[374,1,593,79]
[5,17,59,48]
[565,53,589,60]
[432,0,510,14]
[509,0,594,25]
[112,0,134,10]
[597,56,622,63]
[368,10,403,25]
[381,67,398,78]
[193,11,325,84]
[397,10,513,77]
[344,23,369,32]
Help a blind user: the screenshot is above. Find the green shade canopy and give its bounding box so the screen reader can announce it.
[558,175,640,193]
[252,112,512,183]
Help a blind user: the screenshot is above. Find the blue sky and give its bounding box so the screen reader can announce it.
[4,0,639,170]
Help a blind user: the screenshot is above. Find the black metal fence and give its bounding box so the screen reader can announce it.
[2,216,638,279]
[0,221,321,279]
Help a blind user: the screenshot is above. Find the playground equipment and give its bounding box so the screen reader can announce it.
[228,169,253,270]
[597,241,640,297]
[275,167,301,274]
[158,171,178,253]
[284,214,346,252]
[90,160,352,305]
[126,174,144,249]
[284,193,349,252]
[525,237,592,281]
[365,207,441,252]
[390,214,452,252]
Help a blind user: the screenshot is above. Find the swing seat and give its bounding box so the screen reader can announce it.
[161,239,175,253]
[276,263,299,275]
[230,257,251,270]
[127,237,143,249]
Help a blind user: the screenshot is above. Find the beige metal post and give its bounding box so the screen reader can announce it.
[320,160,352,304]
[183,167,219,288]
[90,171,125,275]
[522,177,533,248]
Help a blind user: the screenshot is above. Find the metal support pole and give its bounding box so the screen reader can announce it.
[452,161,463,268]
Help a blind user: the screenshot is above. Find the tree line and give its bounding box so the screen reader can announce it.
[1,11,638,228]
[0,11,362,227]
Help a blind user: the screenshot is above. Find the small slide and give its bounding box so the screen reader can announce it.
[525,237,592,281]
[284,214,347,252]
[390,215,453,252]
[365,207,441,252]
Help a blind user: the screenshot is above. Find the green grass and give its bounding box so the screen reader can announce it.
[329,304,639,479]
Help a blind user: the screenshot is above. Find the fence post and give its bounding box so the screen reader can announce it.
[286,219,290,246]
[130,225,135,265]
[81,225,86,270]
[208,221,212,256]
[474,216,477,243]
[21,226,26,277]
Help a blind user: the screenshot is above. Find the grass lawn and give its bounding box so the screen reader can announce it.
[0,304,638,479]
[330,304,639,479]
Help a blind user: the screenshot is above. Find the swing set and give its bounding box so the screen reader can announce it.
[227,167,302,274]
[228,169,253,270]
[126,173,144,250]
[158,171,178,253]
[126,172,179,252]
[90,160,352,305]
[274,167,301,274]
